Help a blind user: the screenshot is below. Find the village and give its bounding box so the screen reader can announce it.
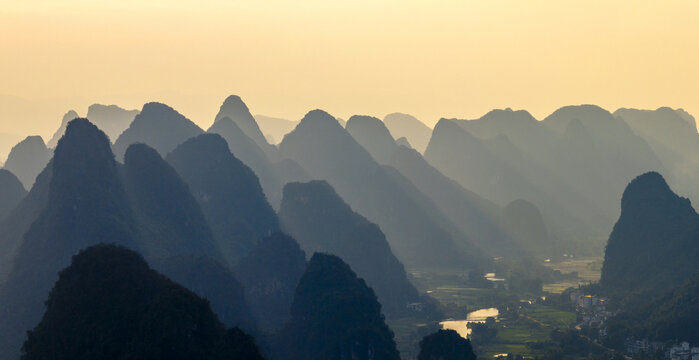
[569,292,699,360]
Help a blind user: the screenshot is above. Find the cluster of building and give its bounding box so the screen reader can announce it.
[569,291,612,330]
[624,339,699,359]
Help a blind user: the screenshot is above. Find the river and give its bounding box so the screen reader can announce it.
[439,307,499,338]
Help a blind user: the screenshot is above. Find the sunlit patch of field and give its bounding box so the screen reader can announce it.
[521,306,576,328]
[542,257,603,293]
[477,304,577,359]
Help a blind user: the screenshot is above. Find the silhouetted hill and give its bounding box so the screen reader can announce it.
[208,116,283,207]
[0,170,26,221]
[234,233,307,333]
[0,164,50,284]
[388,145,522,258]
[47,110,79,148]
[279,180,423,316]
[124,142,256,333]
[123,143,220,261]
[254,114,298,144]
[395,136,412,148]
[425,119,591,239]
[21,244,263,360]
[0,133,21,166]
[214,95,277,159]
[614,107,699,208]
[274,253,400,360]
[430,108,641,253]
[0,119,138,358]
[151,255,257,332]
[3,136,51,190]
[601,172,699,306]
[500,199,553,258]
[113,102,203,160]
[166,134,279,265]
[418,329,477,360]
[85,104,139,141]
[543,105,664,219]
[346,115,397,164]
[384,113,432,153]
[279,109,476,269]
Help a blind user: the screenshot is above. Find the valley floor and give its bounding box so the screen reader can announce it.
[392,257,604,359]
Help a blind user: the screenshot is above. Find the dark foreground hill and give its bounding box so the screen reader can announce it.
[273,253,400,360]
[601,172,699,306]
[0,119,138,358]
[21,244,263,360]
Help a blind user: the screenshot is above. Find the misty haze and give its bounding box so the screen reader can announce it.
[0,2,698,360]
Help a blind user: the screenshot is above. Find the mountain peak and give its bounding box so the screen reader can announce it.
[47,110,80,148]
[216,95,251,121]
[300,109,341,128]
[112,102,203,160]
[620,171,685,210]
[213,95,274,158]
[346,115,396,164]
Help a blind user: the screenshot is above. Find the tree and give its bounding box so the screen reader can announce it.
[418,329,477,360]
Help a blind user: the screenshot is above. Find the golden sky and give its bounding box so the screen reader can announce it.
[1,0,698,138]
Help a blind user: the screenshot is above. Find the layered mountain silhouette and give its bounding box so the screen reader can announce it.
[210,96,311,208]
[21,244,263,360]
[214,95,278,160]
[274,253,400,360]
[0,119,138,358]
[85,104,139,141]
[389,144,528,258]
[112,102,203,160]
[428,105,666,250]
[500,199,553,257]
[3,136,51,190]
[46,110,79,148]
[254,114,298,144]
[166,134,279,265]
[425,118,590,242]
[49,105,138,147]
[384,113,432,153]
[208,114,284,207]
[234,233,307,333]
[151,255,256,332]
[0,164,51,284]
[0,170,26,222]
[279,109,478,269]
[346,115,398,164]
[601,172,699,306]
[0,132,21,166]
[395,136,412,148]
[122,143,220,261]
[123,142,256,332]
[615,107,699,207]
[279,180,423,316]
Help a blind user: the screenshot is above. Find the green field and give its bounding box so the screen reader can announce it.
[402,264,584,359]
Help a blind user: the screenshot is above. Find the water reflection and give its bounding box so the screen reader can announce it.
[439,308,499,338]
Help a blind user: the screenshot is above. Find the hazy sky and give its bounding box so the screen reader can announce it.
[1,0,698,138]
